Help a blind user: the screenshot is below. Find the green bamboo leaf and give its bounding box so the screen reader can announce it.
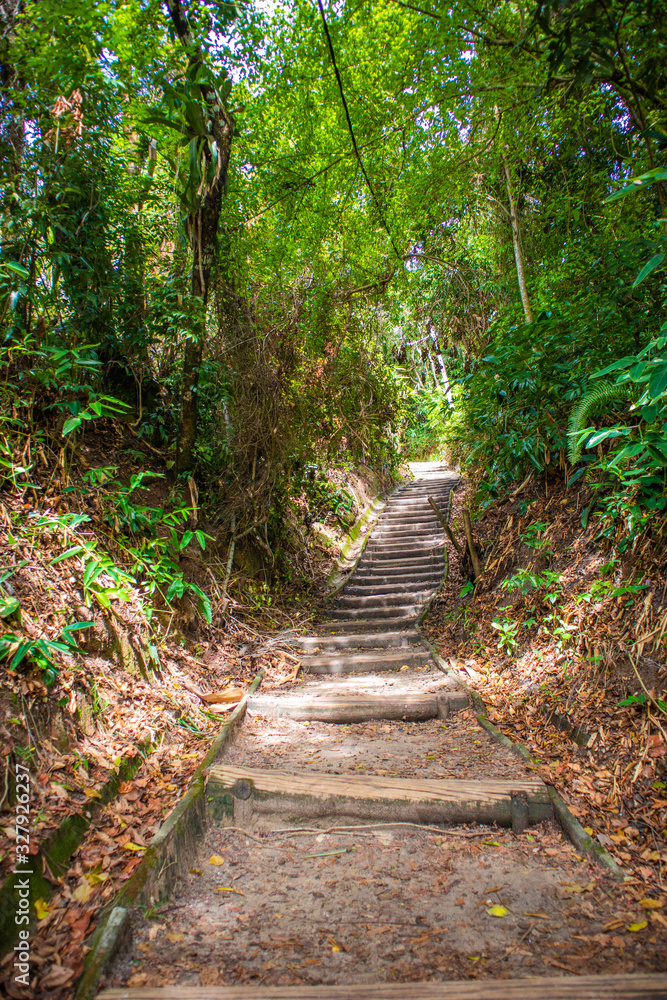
[3,261,30,278]
[632,253,665,288]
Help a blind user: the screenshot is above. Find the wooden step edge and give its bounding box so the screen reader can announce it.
[206,765,551,829]
[247,693,441,723]
[97,972,667,998]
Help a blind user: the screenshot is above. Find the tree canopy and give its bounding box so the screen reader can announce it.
[1,0,666,556]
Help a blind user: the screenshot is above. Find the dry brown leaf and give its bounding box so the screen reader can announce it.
[200,687,245,704]
[40,965,75,988]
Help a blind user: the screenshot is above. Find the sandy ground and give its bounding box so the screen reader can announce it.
[108,821,667,990]
[230,702,528,782]
[105,693,667,991]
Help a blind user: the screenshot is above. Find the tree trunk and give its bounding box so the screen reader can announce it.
[165,0,234,473]
[503,157,533,324]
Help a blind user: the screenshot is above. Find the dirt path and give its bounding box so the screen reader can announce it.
[97,464,667,998]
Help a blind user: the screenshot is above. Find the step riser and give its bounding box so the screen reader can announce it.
[379,515,443,525]
[372,531,444,542]
[345,583,439,595]
[246,695,441,722]
[373,520,442,538]
[362,550,444,562]
[317,617,420,632]
[326,606,419,620]
[301,651,431,670]
[336,594,434,608]
[208,767,552,829]
[358,557,445,567]
[295,631,422,650]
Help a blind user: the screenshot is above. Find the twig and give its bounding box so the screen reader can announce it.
[463,508,483,581]
[629,654,667,733]
[0,759,10,811]
[216,826,263,844]
[263,822,494,838]
[427,496,465,563]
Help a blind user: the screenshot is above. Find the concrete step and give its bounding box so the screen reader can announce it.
[315,616,421,633]
[355,560,445,575]
[362,546,445,561]
[375,519,442,530]
[370,531,444,545]
[301,647,433,674]
[335,591,435,609]
[350,562,445,587]
[326,605,420,621]
[294,629,422,651]
[345,581,439,595]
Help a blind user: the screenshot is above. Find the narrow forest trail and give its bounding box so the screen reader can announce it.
[97,466,667,999]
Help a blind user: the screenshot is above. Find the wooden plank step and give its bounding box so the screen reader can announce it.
[98,972,667,998]
[206,765,551,828]
[247,692,442,722]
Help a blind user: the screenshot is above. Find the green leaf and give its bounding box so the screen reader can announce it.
[648,365,667,400]
[0,596,21,620]
[586,427,630,447]
[632,253,665,288]
[142,114,186,134]
[180,530,194,550]
[49,545,86,565]
[592,357,637,378]
[604,167,667,203]
[3,261,30,278]
[62,416,82,436]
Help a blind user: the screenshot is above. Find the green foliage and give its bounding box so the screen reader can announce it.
[0,627,83,686]
[567,382,632,465]
[0,0,666,585]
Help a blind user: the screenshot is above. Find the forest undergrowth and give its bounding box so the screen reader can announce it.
[424,475,667,903]
[0,419,383,1000]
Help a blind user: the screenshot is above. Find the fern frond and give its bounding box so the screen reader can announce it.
[567,381,632,465]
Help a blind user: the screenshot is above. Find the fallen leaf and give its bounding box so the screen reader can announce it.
[627,921,648,932]
[559,882,594,894]
[200,687,245,705]
[640,898,664,909]
[327,934,345,952]
[34,898,50,920]
[123,842,145,852]
[83,787,102,799]
[214,887,244,895]
[487,905,510,918]
[189,868,203,875]
[86,869,108,886]
[208,855,226,866]
[73,881,93,903]
[128,972,149,985]
[166,933,187,943]
[40,965,75,988]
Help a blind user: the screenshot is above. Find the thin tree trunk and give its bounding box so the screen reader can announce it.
[166,0,234,473]
[503,157,533,324]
